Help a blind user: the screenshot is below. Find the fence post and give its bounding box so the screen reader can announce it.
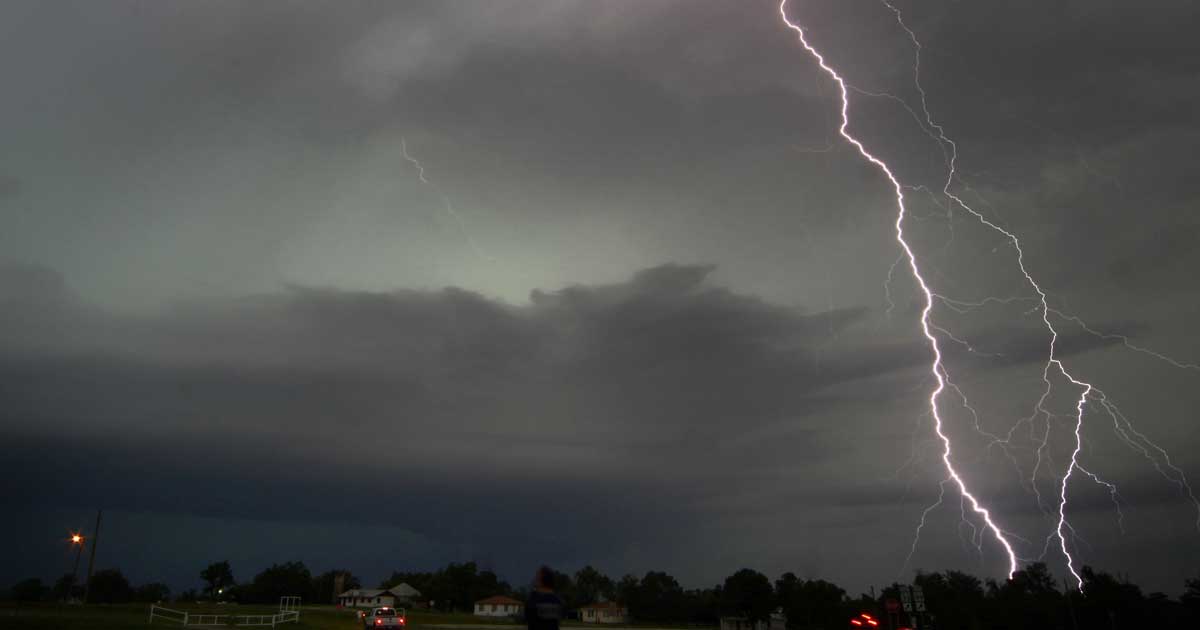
[149,605,154,625]
[183,611,189,625]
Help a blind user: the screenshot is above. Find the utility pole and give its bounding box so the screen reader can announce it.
[82,510,102,604]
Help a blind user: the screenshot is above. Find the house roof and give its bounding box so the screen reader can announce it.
[581,602,626,611]
[475,595,523,606]
[390,583,422,598]
[339,583,423,600]
[338,589,393,598]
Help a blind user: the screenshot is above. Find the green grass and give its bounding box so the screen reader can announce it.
[0,603,534,630]
[0,603,713,630]
[0,602,359,630]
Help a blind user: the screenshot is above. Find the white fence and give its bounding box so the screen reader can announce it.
[149,597,301,627]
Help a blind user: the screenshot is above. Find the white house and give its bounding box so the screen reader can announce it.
[580,602,629,624]
[474,595,523,617]
[338,589,399,609]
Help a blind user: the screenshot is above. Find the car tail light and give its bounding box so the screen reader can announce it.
[400,618,406,625]
[376,619,383,625]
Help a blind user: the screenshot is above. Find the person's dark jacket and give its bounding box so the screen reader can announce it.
[525,590,564,630]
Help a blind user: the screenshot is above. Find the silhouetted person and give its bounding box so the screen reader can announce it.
[525,566,564,630]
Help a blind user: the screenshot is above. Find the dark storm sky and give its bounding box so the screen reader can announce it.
[3,0,1199,596]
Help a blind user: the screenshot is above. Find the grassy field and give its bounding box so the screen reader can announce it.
[0,603,367,630]
[0,603,536,630]
[0,603,710,630]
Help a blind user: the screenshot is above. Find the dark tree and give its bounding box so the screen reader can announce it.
[720,569,774,623]
[616,574,639,608]
[1076,566,1145,629]
[11,578,47,602]
[1183,573,1200,610]
[775,573,846,630]
[135,582,172,602]
[314,569,361,604]
[53,573,83,601]
[200,561,235,599]
[627,571,685,623]
[986,563,1065,629]
[381,562,509,612]
[574,566,616,606]
[247,561,314,603]
[912,570,983,630]
[88,569,134,604]
[681,587,722,625]
[176,588,199,603]
[380,571,434,596]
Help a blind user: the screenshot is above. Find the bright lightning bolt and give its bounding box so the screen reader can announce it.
[777,0,1021,578]
[779,0,1200,592]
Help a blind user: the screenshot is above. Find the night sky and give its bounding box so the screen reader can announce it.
[3,0,1199,597]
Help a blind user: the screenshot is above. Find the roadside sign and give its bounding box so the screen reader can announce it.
[885,598,900,613]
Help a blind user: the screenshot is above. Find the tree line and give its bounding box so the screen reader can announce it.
[375,561,1200,628]
[7,560,1200,628]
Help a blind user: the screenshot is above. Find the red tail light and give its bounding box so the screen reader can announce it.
[400,618,406,625]
[376,619,383,625]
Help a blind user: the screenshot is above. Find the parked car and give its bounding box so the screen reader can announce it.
[363,607,406,629]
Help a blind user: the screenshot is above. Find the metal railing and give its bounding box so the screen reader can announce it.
[149,604,301,626]
[149,605,189,625]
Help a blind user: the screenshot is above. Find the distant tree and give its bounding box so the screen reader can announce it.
[135,582,172,603]
[775,573,845,630]
[986,563,1065,629]
[720,569,774,623]
[574,566,615,606]
[88,569,134,604]
[201,561,235,599]
[1184,574,1200,607]
[176,588,199,603]
[1076,566,1145,629]
[11,578,47,602]
[616,574,639,609]
[546,568,576,610]
[628,571,685,623]
[912,570,983,630]
[681,587,722,625]
[247,561,314,604]
[313,570,361,604]
[53,573,83,601]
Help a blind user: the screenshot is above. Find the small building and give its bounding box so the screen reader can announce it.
[474,595,524,617]
[580,602,629,624]
[339,588,400,609]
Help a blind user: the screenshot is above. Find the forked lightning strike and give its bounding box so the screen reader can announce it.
[777,0,1021,578]
[778,0,1199,591]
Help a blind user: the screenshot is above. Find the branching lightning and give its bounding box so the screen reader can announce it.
[778,0,1199,591]
[778,0,1021,578]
